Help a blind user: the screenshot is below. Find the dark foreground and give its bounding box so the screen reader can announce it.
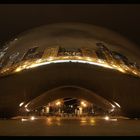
[0,116,140,136]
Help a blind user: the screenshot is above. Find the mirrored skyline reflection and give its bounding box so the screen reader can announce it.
[0,42,140,78]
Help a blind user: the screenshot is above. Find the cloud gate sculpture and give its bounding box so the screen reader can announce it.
[0,23,140,118]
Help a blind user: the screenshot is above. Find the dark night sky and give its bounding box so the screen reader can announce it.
[0,4,140,49]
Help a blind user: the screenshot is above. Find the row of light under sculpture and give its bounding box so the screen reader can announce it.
[19,99,121,120]
[19,99,121,112]
[0,54,140,77]
[20,115,117,123]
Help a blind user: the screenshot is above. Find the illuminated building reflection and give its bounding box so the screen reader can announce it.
[0,42,140,78]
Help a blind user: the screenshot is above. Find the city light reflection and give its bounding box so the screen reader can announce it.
[0,43,140,78]
[110,118,117,121]
[80,117,87,125]
[90,118,95,126]
[19,102,24,107]
[46,117,53,126]
[114,101,121,108]
[30,116,35,121]
[55,101,61,106]
[104,116,110,121]
[21,118,28,122]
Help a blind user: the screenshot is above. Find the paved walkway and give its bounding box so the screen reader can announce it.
[0,116,140,136]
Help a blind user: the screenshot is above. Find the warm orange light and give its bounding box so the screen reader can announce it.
[30,116,35,121]
[104,116,110,121]
[56,101,61,106]
[81,101,87,107]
